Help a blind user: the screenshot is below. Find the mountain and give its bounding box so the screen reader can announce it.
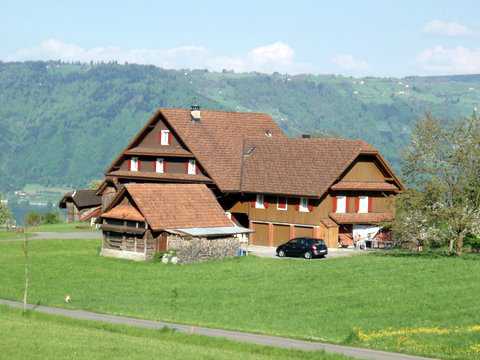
[0,60,479,193]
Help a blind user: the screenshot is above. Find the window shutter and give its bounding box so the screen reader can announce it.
[168,132,173,145]
[307,199,314,212]
[128,159,131,171]
[264,197,269,209]
[138,159,141,171]
[250,197,256,208]
[295,198,300,211]
[158,132,162,143]
[194,162,197,174]
[185,161,189,173]
[355,197,360,212]
[332,196,337,212]
[368,197,373,212]
[164,160,168,172]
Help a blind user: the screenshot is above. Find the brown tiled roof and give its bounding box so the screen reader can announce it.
[102,204,145,222]
[124,146,193,157]
[240,138,375,197]
[123,183,233,230]
[329,212,393,224]
[159,109,286,191]
[107,170,213,183]
[331,181,399,191]
[59,189,101,209]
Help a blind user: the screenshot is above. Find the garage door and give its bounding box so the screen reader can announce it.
[295,226,314,239]
[252,223,269,246]
[273,224,290,246]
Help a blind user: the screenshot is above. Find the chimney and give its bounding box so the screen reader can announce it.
[301,134,311,139]
[190,105,201,122]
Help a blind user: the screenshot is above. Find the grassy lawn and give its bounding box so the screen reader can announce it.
[27,222,95,232]
[0,306,345,360]
[0,230,23,240]
[1,240,479,359]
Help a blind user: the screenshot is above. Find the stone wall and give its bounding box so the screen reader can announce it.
[167,234,240,264]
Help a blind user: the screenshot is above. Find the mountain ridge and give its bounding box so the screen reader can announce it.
[0,60,479,192]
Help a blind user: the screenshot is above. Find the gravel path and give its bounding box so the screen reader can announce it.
[0,299,437,360]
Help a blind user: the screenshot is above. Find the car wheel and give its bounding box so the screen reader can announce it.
[304,251,312,260]
[278,250,286,257]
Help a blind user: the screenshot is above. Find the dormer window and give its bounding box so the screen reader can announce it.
[130,157,139,172]
[187,159,197,175]
[155,158,164,173]
[160,129,170,145]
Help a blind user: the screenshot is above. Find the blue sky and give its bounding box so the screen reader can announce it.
[1,0,479,76]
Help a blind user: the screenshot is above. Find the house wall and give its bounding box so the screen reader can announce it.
[119,157,204,175]
[137,117,183,148]
[342,156,388,182]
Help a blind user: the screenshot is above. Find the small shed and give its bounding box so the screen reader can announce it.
[59,190,102,223]
[99,183,251,262]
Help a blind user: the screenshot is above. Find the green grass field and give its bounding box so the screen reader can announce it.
[0,306,345,360]
[0,239,479,359]
[28,222,95,232]
[0,230,23,240]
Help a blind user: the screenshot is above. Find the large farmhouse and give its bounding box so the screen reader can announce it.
[97,107,403,260]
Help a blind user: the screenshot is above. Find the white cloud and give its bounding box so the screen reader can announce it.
[5,39,309,74]
[331,54,369,73]
[416,45,480,74]
[423,20,473,37]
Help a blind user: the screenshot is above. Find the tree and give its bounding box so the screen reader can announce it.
[394,113,480,255]
[0,194,12,227]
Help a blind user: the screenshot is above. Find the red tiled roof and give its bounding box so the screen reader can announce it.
[123,183,233,230]
[331,181,399,191]
[107,170,213,183]
[79,206,101,222]
[124,146,193,157]
[159,109,286,191]
[102,204,145,222]
[329,212,394,224]
[240,138,376,197]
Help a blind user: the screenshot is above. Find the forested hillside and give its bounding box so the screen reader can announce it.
[0,60,479,192]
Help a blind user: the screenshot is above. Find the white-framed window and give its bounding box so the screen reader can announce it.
[299,197,309,212]
[358,196,369,213]
[277,197,287,211]
[160,129,170,145]
[187,159,196,175]
[336,195,346,213]
[155,158,164,173]
[255,194,265,209]
[130,157,139,172]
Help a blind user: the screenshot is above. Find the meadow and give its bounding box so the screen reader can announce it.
[0,305,345,360]
[0,239,479,359]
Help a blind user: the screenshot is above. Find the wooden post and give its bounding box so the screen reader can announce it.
[268,223,274,247]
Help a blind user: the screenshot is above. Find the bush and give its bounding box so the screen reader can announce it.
[25,212,42,227]
[42,212,61,224]
[465,234,480,253]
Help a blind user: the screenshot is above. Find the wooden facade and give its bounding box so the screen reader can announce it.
[97,108,403,251]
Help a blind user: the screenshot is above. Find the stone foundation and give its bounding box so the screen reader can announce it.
[167,235,240,264]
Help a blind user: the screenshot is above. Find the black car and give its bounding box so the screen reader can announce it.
[276,237,328,259]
